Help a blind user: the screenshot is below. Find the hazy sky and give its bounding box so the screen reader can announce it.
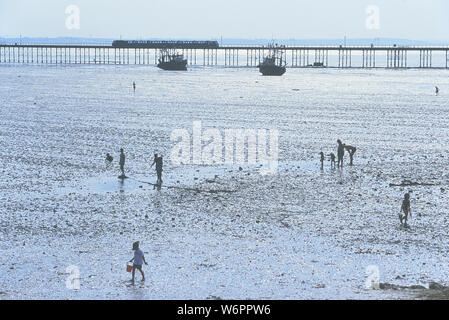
[1,0,448,40]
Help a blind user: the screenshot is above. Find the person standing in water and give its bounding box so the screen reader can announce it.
[128,241,148,285]
[155,155,163,186]
[399,193,411,227]
[320,152,325,170]
[119,148,126,177]
[150,154,163,186]
[329,153,336,169]
[337,139,345,168]
[435,86,439,96]
[133,82,136,92]
[344,145,357,166]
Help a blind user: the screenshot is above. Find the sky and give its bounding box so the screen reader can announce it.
[0,0,448,41]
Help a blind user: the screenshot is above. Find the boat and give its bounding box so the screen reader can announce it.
[306,62,326,68]
[312,62,325,68]
[157,49,187,71]
[258,44,286,76]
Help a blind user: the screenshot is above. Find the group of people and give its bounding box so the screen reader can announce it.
[320,139,357,170]
[106,149,164,187]
[116,137,412,284]
[320,139,413,228]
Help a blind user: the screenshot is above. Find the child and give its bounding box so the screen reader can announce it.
[399,193,411,227]
[129,241,148,284]
[106,153,113,163]
[329,153,336,169]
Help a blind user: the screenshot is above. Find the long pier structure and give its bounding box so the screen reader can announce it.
[0,43,448,69]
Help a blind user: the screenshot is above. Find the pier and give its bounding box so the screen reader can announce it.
[0,43,448,69]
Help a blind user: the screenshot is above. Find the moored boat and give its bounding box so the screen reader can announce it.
[258,44,286,76]
[157,49,187,71]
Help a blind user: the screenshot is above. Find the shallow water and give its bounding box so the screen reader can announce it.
[1,64,449,299]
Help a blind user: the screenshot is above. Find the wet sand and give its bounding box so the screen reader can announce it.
[1,65,448,299]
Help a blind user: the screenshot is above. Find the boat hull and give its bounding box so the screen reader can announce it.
[157,60,188,71]
[259,65,286,76]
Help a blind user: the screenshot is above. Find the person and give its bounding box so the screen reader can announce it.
[399,193,411,227]
[320,152,325,169]
[435,86,439,96]
[337,139,345,168]
[128,241,148,285]
[150,154,163,186]
[344,145,357,166]
[150,153,158,168]
[119,148,126,177]
[133,82,136,92]
[106,153,113,162]
[329,153,336,169]
[155,155,163,186]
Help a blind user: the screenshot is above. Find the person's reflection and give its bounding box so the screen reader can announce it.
[154,196,162,215]
[118,178,126,200]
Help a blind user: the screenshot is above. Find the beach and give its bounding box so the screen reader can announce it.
[1,65,448,299]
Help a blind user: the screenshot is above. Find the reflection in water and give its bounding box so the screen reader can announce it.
[119,177,125,191]
[154,196,162,215]
[118,177,127,202]
[125,282,150,299]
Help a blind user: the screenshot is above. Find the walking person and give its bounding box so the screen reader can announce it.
[399,193,411,228]
[133,82,136,92]
[337,139,345,168]
[119,148,126,178]
[150,154,163,188]
[128,241,148,285]
[155,155,163,186]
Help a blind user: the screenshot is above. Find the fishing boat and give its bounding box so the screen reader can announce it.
[258,44,286,76]
[157,49,187,71]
